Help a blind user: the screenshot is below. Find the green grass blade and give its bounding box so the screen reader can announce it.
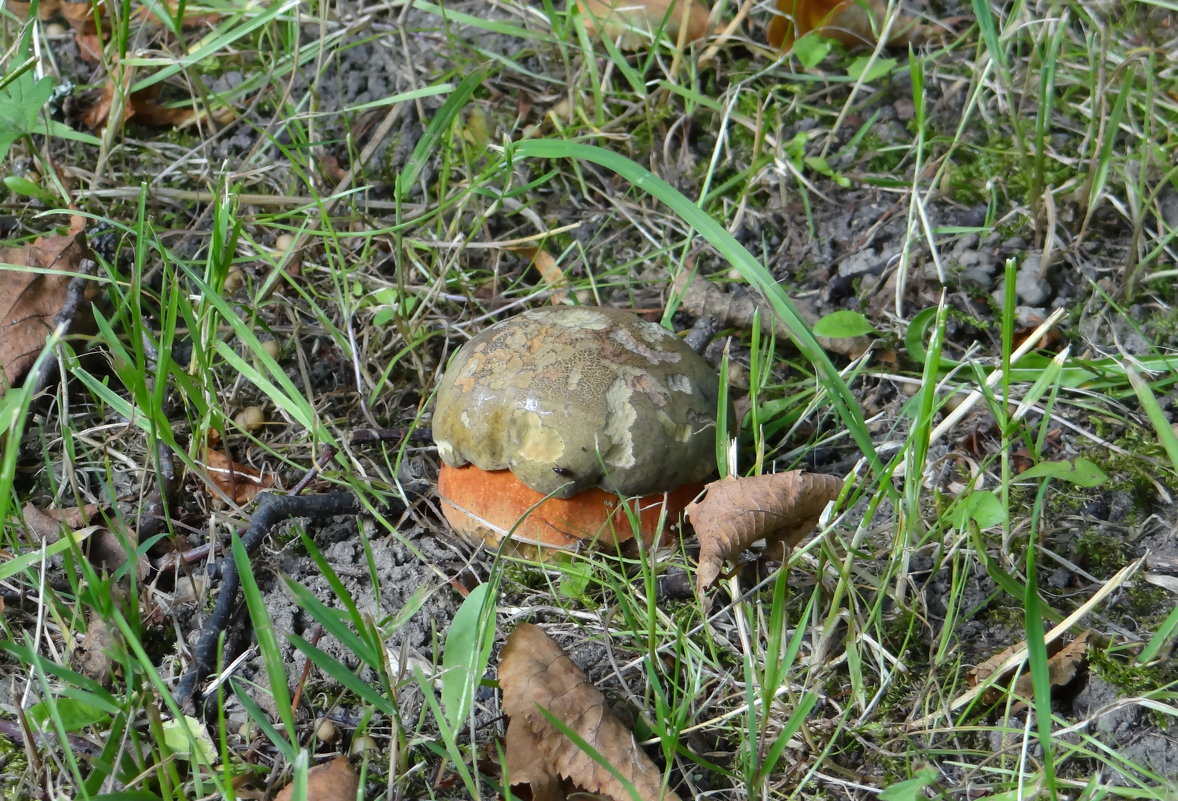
[507,139,882,476]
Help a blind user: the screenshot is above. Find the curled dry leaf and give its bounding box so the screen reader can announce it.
[203,431,273,505]
[970,630,1091,705]
[0,218,94,388]
[767,0,932,54]
[72,615,116,684]
[9,0,221,63]
[273,756,359,801]
[22,503,147,578]
[203,442,272,506]
[500,623,683,801]
[77,68,237,133]
[577,0,711,50]
[687,472,843,596]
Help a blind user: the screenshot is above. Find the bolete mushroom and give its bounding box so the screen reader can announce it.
[433,306,722,550]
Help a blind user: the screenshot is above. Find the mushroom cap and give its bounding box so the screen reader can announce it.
[433,306,721,500]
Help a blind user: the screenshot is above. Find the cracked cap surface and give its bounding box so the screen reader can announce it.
[432,306,721,499]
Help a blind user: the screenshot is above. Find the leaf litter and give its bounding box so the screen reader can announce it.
[971,630,1093,706]
[500,623,683,801]
[0,216,95,388]
[687,471,845,597]
[272,756,359,801]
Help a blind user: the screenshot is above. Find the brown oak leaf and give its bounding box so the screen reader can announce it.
[970,630,1092,705]
[203,437,272,506]
[273,756,358,801]
[72,615,117,684]
[23,502,148,579]
[767,0,932,54]
[9,1,221,63]
[0,218,93,388]
[687,471,843,596]
[500,623,683,801]
[576,0,711,50]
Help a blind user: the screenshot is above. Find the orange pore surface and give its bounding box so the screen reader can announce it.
[437,463,700,549]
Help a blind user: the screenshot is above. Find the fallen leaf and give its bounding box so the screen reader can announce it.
[0,218,94,388]
[76,69,235,133]
[512,246,569,304]
[767,0,931,54]
[687,472,843,596]
[971,631,1092,705]
[23,502,148,578]
[500,623,683,801]
[577,0,711,49]
[72,615,116,684]
[203,439,272,506]
[9,0,220,63]
[22,502,101,541]
[273,756,359,801]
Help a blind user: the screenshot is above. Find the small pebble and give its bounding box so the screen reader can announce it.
[315,719,338,744]
[350,734,378,757]
[261,340,281,360]
[234,406,265,432]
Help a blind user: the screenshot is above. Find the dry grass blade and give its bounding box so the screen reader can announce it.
[500,623,683,801]
[687,472,844,596]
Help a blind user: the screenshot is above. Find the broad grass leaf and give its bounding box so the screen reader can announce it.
[28,697,110,731]
[441,581,496,732]
[950,490,1005,530]
[1018,457,1108,488]
[161,715,217,764]
[500,623,683,801]
[879,767,940,801]
[812,310,877,338]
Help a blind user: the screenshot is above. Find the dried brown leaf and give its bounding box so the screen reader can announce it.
[23,503,145,577]
[971,631,1091,704]
[10,1,220,62]
[687,472,843,596]
[77,73,235,133]
[72,615,116,683]
[273,756,359,801]
[203,442,272,505]
[500,623,683,801]
[514,246,570,304]
[0,220,93,388]
[767,0,933,54]
[576,0,711,49]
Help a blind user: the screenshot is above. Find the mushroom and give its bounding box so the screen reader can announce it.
[433,306,722,550]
